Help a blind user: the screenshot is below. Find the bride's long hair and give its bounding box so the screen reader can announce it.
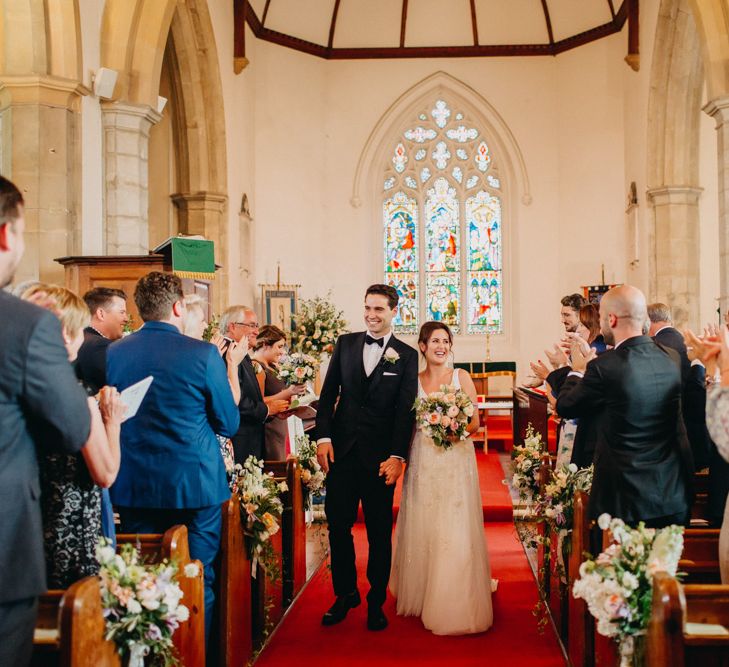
[417,321,454,362]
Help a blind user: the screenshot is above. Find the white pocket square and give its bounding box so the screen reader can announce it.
[383,372,398,376]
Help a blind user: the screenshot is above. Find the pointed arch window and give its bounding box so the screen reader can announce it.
[383,99,503,335]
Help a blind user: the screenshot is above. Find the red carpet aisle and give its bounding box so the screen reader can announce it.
[255,451,564,666]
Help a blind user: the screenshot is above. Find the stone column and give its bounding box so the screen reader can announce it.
[101,101,161,254]
[171,191,228,311]
[704,96,729,316]
[0,74,86,284]
[647,185,702,329]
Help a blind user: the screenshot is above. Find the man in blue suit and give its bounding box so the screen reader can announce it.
[107,272,239,641]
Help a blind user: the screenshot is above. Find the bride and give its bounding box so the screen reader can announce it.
[389,321,495,635]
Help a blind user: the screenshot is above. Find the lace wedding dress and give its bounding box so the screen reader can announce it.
[389,369,495,635]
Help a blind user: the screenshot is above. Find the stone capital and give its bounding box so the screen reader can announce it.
[646,185,703,207]
[100,101,162,131]
[703,96,729,126]
[171,192,228,214]
[0,75,89,111]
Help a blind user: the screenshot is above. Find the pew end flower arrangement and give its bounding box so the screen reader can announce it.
[290,294,348,362]
[232,456,287,583]
[572,515,684,667]
[413,385,475,450]
[294,433,327,512]
[509,424,544,504]
[96,539,197,667]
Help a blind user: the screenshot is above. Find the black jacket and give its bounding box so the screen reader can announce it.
[231,355,269,463]
[316,332,418,467]
[76,327,112,394]
[554,335,692,523]
[0,292,90,602]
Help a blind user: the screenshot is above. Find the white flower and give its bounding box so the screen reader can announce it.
[463,404,474,417]
[126,598,142,614]
[383,348,400,364]
[278,481,289,493]
[568,463,578,473]
[597,513,612,530]
[97,544,115,565]
[621,572,639,591]
[176,604,190,623]
[184,563,200,578]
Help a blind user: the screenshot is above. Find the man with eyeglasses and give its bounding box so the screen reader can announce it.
[220,305,288,462]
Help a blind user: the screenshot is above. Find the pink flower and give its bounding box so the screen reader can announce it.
[428,412,440,425]
[294,366,307,379]
[440,415,451,428]
[447,405,460,418]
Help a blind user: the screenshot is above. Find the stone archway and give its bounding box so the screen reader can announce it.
[99,0,228,306]
[646,0,704,329]
[0,0,85,284]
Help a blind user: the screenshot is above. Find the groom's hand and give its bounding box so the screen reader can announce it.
[379,457,403,485]
[317,441,335,473]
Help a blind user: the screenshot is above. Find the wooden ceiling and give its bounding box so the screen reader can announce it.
[234,0,636,61]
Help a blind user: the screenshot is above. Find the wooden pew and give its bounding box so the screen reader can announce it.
[647,573,729,667]
[680,528,721,584]
[32,576,120,667]
[567,490,594,667]
[512,387,550,450]
[691,470,711,526]
[265,459,307,605]
[116,525,205,667]
[217,495,253,667]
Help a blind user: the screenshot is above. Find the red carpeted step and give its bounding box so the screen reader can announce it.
[255,522,564,666]
[356,450,512,523]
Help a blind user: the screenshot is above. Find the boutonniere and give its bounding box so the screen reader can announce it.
[383,348,400,365]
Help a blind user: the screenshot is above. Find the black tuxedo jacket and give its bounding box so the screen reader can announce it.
[654,326,691,383]
[76,327,112,394]
[316,332,418,466]
[231,355,269,462]
[0,291,91,602]
[554,335,692,523]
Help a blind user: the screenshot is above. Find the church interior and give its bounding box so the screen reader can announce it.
[4,0,729,665]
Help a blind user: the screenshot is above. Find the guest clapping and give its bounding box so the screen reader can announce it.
[23,284,125,587]
[220,306,288,462]
[252,325,306,460]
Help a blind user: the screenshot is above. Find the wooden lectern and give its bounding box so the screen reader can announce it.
[55,254,214,323]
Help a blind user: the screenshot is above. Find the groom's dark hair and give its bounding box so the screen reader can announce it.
[365,284,399,309]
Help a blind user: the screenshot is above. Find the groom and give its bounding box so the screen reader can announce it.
[316,284,418,631]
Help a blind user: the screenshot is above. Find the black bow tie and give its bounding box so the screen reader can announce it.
[365,335,384,347]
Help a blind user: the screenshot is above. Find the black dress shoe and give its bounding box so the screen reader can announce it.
[322,591,361,626]
[367,606,388,631]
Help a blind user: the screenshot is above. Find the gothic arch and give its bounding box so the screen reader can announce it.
[646,0,704,327]
[688,0,729,100]
[351,71,531,210]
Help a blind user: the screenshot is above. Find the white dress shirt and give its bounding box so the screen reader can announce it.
[363,331,392,376]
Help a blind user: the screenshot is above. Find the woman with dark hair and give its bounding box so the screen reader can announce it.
[577,303,607,353]
[390,321,495,635]
[252,325,306,460]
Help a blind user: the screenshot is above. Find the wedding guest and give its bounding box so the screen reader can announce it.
[552,285,692,527]
[251,325,306,460]
[560,293,586,333]
[577,303,607,353]
[0,176,93,667]
[220,305,288,462]
[183,293,246,476]
[23,284,124,587]
[108,272,239,641]
[648,302,691,381]
[76,287,129,393]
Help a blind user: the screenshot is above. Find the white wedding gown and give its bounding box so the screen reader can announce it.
[389,369,495,635]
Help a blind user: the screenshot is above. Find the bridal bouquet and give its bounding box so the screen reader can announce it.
[233,456,287,581]
[290,294,348,361]
[295,433,327,510]
[572,515,684,665]
[509,424,544,503]
[414,384,475,450]
[96,539,193,666]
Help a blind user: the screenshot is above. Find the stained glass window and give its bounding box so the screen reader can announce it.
[382,99,504,335]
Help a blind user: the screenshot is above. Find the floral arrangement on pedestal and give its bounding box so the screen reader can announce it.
[290,294,348,362]
[509,424,544,503]
[232,456,287,582]
[413,385,475,450]
[572,515,684,667]
[96,539,196,667]
[295,434,326,511]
